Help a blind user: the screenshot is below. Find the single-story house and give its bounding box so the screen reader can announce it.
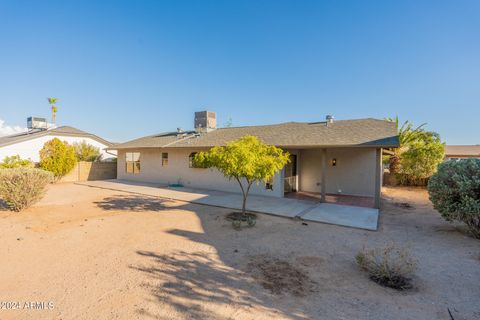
[445,145,480,160]
[0,117,116,162]
[110,112,399,208]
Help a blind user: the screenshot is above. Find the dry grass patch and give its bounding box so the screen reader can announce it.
[247,254,318,297]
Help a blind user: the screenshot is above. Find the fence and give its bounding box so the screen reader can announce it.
[60,161,117,182]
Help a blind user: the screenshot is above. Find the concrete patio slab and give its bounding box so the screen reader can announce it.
[76,179,378,230]
[300,203,379,230]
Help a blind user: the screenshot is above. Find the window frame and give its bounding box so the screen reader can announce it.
[125,152,141,174]
[188,152,206,169]
[162,152,168,167]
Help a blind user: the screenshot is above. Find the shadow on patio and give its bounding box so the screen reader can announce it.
[94,195,174,212]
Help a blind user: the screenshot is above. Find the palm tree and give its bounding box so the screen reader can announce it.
[47,97,58,124]
[385,116,426,174]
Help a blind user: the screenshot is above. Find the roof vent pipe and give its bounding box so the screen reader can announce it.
[326,115,334,124]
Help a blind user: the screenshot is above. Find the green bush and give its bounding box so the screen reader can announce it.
[356,244,417,290]
[396,131,445,186]
[428,159,480,238]
[0,168,53,211]
[39,138,77,179]
[0,155,34,169]
[73,141,102,162]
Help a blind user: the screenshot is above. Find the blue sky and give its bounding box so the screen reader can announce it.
[0,0,479,143]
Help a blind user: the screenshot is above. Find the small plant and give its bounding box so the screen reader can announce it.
[0,168,53,211]
[356,244,417,290]
[0,155,34,169]
[73,141,102,162]
[39,138,77,179]
[428,159,480,238]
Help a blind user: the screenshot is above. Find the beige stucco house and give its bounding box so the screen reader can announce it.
[110,112,399,208]
[445,145,480,160]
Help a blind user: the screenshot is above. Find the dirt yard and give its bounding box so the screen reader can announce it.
[0,183,478,320]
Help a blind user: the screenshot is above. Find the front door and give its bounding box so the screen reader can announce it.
[284,154,297,193]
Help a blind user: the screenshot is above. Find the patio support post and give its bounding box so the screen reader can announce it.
[321,148,327,202]
[374,148,382,208]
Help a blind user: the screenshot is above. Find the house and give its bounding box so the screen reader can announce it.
[445,145,480,160]
[110,111,399,208]
[0,117,116,162]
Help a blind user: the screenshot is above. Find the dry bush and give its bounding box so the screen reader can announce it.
[356,244,418,290]
[0,168,53,211]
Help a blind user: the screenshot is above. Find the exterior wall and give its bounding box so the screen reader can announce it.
[445,155,480,160]
[60,161,117,182]
[117,148,284,197]
[299,148,377,197]
[0,135,114,162]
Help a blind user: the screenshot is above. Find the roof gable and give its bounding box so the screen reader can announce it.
[0,126,113,148]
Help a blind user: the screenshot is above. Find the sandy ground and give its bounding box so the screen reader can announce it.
[0,183,479,320]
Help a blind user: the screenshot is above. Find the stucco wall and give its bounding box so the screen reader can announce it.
[299,148,377,197]
[60,161,117,182]
[117,148,284,197]
[0,135,114,162]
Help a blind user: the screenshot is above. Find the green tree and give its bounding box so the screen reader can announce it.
[0,155,34,169]
[397,131,445,185]
[47,97,58,124]
[73,141,102,162]
[39,138,77,179]
[428,159,480,238]
[195,136,290,216]
[385,116,426,174]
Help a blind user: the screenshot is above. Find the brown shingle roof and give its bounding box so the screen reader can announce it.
[445,145,480,157]
[112,118,399,150]
[0,126,113,148]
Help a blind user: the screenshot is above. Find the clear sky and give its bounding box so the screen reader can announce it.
[0,0,479,143]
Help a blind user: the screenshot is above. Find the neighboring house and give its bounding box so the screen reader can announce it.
[445,145,480,160]
[0,117,116,162]
[110,112,399,208]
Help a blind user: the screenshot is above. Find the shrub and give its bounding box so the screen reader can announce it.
[356,244,417,290]
[0,168,53,211]
[73,141,102,162]
[428,159,480,238]
[396,131,445,186]
[39,138,77,179]
[0,155,34,169]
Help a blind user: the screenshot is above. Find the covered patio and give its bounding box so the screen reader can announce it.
[77,179,379,230]
[285,191,375,208]
[282,147,382,209]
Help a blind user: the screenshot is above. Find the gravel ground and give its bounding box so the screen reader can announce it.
[0,183,478,320]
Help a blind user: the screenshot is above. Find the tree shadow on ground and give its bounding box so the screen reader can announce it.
[131,249,310,320]
[94,195,173,212]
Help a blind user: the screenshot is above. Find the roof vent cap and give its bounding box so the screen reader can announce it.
[326,115,334,124]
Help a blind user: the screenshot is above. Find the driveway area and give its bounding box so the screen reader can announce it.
[78,179,379,230]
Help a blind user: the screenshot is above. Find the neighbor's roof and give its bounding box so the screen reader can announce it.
[0,126,113,148]
[112,118,399,150]
[445,145,480,157]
